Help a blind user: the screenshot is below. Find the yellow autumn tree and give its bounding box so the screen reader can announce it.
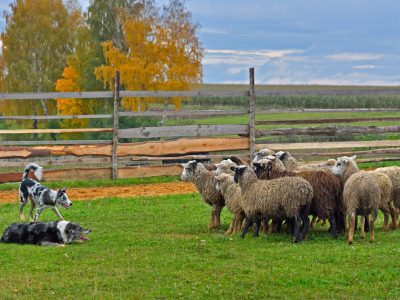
[55,62,92,136]
[95,1,204,111]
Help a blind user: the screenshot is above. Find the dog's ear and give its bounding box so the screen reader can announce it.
[57,187,67,195]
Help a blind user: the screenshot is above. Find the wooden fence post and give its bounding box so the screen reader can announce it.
[248,67,256,161]
[112,71,120,179]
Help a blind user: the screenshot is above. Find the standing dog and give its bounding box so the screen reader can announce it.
[19,163,72,222]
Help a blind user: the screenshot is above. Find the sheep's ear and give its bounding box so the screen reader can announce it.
[350,155,357,161]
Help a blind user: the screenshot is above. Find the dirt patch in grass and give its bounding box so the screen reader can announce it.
[0,182,197,204]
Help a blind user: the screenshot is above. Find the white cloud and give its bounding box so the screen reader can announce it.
[227,67,244,75]
[203,49,305,66]
[325,52,381,61]
[200,27,229,35]
[352,65,381,70]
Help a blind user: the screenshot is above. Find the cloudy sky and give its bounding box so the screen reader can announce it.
[1,0,400,85]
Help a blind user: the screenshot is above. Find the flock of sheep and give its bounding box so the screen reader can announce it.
[180,150,400,245]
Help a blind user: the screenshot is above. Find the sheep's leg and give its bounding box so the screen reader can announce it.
[292,215,302,243]
[381,209,389,231]
[348,214,356,245]
[234,213,245,233]
[225,216,235,235]
[369,210,378,243]
[360,216,366,239]
[364,215,370,232]
[310,215,317,229]
[209,204,222,229]
[260,217,269,234]
[240,216,253,239]
[389,203,397,230]
[253,215,261,237]
[329,214,338,239]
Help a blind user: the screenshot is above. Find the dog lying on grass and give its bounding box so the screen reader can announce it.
[0,221,91,246]
[19,163,72,222]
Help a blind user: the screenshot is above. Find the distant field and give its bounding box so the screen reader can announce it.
[182,84,400,110]
[1,194,400,299]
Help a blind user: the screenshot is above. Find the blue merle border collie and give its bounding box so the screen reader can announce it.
[1,221,90,246]
[19,163,72,222]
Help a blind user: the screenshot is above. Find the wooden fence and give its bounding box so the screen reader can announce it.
[1,67,400,182]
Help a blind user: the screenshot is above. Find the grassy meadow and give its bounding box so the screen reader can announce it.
[1,193,400,299]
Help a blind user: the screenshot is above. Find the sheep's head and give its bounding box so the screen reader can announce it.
[180,160,198,181]
[274,151,290,161]
[331,155,357,176]
[214,173,233,191]
[252,148,275,163]
[319,159,336,168]
[215,159,238,175]
[252,159,272,178]
[231,166,249,183]
[253,156,286,178]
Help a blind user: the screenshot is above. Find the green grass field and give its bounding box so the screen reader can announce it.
[1,192,400,299]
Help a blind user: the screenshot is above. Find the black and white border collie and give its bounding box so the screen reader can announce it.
[19,163,72,222]
[1,221,91,246]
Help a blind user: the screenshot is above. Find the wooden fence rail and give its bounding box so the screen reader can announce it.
[256,125,400,137]
[256,117,400,125]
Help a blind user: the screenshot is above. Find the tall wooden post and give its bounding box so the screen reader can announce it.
[112,71,120,179]
[248,67,256,161]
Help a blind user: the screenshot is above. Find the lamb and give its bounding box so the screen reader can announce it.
[232,166,313,243]
[215,173,245,235]
[331,156,395,244]
[181,160,225,229]
[333,156,396,230]
[375,166,400,227]
[253,157,345,238]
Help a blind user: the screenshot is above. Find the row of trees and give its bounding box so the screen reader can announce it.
[0,0,204,131]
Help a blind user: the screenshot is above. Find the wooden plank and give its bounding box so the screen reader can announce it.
[299,147,400,158]
[120,90,248,98]
[0,114,112,120]
[248,67,256,161]
[256,108,400,114]
[0,157,112,167]
[0,91,113,100]
[0,138,250,159]
[256,116,400,125]
[119,109,248,118]
[256,125,400,137]
[118,125,248,139]
[257,140,400,151]
[130,154,249,162]
[0,140,112,146]
[112,71,120,179]
[0,165,182,183]
[255,89,400,96]
[0,128,113,134]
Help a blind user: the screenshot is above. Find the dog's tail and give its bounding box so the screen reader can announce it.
[22,163,43,181]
